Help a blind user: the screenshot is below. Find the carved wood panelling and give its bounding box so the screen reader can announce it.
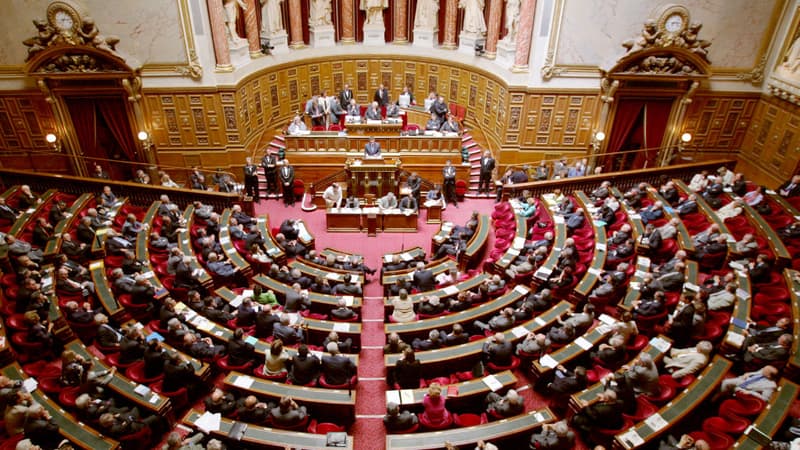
[144,90,233,151]
[682,93,758,150]
[0,92,55,152]
[740,96,800,186]
[516,93,597,149]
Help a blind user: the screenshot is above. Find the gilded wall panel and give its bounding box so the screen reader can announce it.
[740,96,800,186]
[682,93,759,150]
[0,92,54,152]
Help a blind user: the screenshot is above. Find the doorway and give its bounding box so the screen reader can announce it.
[604,98,674,171]
[63,95,142,180]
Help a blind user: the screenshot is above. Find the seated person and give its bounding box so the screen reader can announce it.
[623,353,660,396]
[364,136,382,159]
[420,383,451,428]
[529,419,575,450]
[345,98,361,122]
[383,402,418,432]
[378,192,398,210]
[426,184,447,209]
[184,333,226,360]
[485,389,524,418]
[570,389,624,442]
[237,395,271,424]
[412,329,444,351]
[482,332,514,367]
[288,344,320,385]
[425,112,440,131]
[517,332,550,356]
[227,327,256,367]
[439,115,460,133]
[391,348,422,389]
[386,102,400,118]
[743,333,793,367]
[321,342,356,385]
[273,314,304,345]
[443,324,470,346]
[205,388,237,416]
[398,192,418,213]
[365,101,382,120]
[323,331,353,354]
[664,340,713,379]
[270,396,308,428]
[718,365,778,402]
[474,307,515,333]
[287,115,308,135]
[262,339,289,376]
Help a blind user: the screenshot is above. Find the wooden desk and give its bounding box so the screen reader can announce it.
[1,362,119,450]
[90,260,124,320]
[382,257,455,289]
[177,205,213,288]
[385,285,530,340]
[532,319,618,380]
[736,379,800,449]
[223,371,356,424]
[385,408,555,449]
[613,356,732,449]
[285,134,460,154]
[183,409,353,450]
[255,215,286,266]
[326,208,418,233]
[8,189,56,236]
[44,192,93,259]
[494,214,528,272]
[785,269,800,381]
[426,203,442,224]
[383,273,490,307]
[569,336,672,413]
[253,275,362,313]
[672,180,737,254]
[574,191,608,299]
[385,301,571,377]
[385,370,517,410]
[646,186,695,253]
[65,340,171,417]
[289,259,364,286]
[219,209,253,278]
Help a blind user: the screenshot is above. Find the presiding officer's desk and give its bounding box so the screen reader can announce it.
[385,408,555,449]
[223,371,356,424]
[326,207,418,233]
[183,409,354,450]
[1,362,119,450]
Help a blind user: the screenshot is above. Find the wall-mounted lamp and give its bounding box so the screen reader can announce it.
[591,131,606,152]
[137,130,152,152]
[677,132,693,161]
[45,133,61,152]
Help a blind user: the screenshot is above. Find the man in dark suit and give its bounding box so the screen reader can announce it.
[383,402,418,432]
[432,95,449,124]
[564,209,585,233]
[482,333,513,367]
[227,327,256,367]
[243,157,260,202]
[279,160,296,206]
[407,172,422,205]
[261,152,278,197]
[571,389,624,440]
[288,344,320,385]
[676,194,698,215]
[23,404,63,450]
[478,150,495,195]
[255,304,281,338]
[273,313,304,345]
[270,396,308,428]
[0,197,19,221]
[339,84,354,108]
[321,342,356,385]
[442,160,458,207]
[364,136,381,158]
[778,175,800,197]
[373,83,390,107]
[474,308,515,333]
[744,333,793,366]
[412,262,436,292]
[31,217,54,248]
[547,365,588,396]
[398,193,417,213]
[485,389,524,418]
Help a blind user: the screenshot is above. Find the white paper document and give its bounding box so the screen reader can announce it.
[482,374,503,392]
[645,413,668,431]
[574,337,593,350]
[511,326,529,338]
[195,412,222,433]
[233,375,254,389]
[539,354,558,369]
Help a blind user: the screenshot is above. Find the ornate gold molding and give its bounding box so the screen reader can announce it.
[735,56,767,85]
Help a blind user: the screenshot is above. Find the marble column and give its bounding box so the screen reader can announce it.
[288,0,305,48]
[244,0,263,57]
[512,0,535,71]
[393,0,408,43]
[341,0,356,43]
[441,0,458,49]
[484,0,502,58]
[206,0,233,70]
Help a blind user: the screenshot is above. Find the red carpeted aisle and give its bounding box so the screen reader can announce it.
[252,197,590,449]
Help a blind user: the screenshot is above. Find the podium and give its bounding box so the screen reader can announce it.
[345,157,402,198]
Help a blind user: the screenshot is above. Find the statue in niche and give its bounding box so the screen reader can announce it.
[459,0,486,35]
[223,0,248,45]
[260,0,285,36]
[413,0,439,30]
[501,0,520,43]
[622,19,660,54]
[309,0,332,27]
[360,0,388,26]
[784,34,800,73]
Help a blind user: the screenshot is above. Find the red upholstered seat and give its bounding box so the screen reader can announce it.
[702,414,749,436]
[125,360,164,384]
[216,355,253,372]
[688,430,736,450]
[252,365,288,382]
[486,355,520,373]
[720,393,766,418]
[307,419,345,434]
[454,413,487,427]
[105,352,138,370]
[58,386,83,409]
[318,374,357,389]
[623,397,658,422]
[151,379,188,410]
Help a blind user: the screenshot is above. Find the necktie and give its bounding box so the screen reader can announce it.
[740,374,764,389]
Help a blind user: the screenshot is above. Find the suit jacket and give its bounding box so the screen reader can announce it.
[365,141,381,156]
[289,354,320,385]
[413,269,436,292]
[227,337,255,367]
[442,166,456,183]
[322,354,355,385]
[565,212,585,230]
[273,323,303,344]
[778,180,800,197]
[720,370,777,401]
[339,89,353,108]
[399,196,417,211]
[279,165,295,187]
[270,405,308,427]
[664,348,708,378]
[378,195,398,209]
[374,88,390,106]
[480,156,496,174]
[483,340,513,366]
[164,360,195,391]
[0,203,17,220]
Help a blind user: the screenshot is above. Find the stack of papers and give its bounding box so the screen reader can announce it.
[195,411,222,433]
[482,375,503,391]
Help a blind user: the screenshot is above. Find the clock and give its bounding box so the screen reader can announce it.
[46,1,81,34]
[665,14,684,33]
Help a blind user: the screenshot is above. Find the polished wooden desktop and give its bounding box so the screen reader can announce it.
[326,207,418,233]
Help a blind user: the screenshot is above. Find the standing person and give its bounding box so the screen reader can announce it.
[479,150,495,195]
[339,83,354,108]
[261,151,278,197]
[407,172,422,205]
[442,160,458,207]
[243,157,260,202]
[279,160,296,206]
[374,83,390,107]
